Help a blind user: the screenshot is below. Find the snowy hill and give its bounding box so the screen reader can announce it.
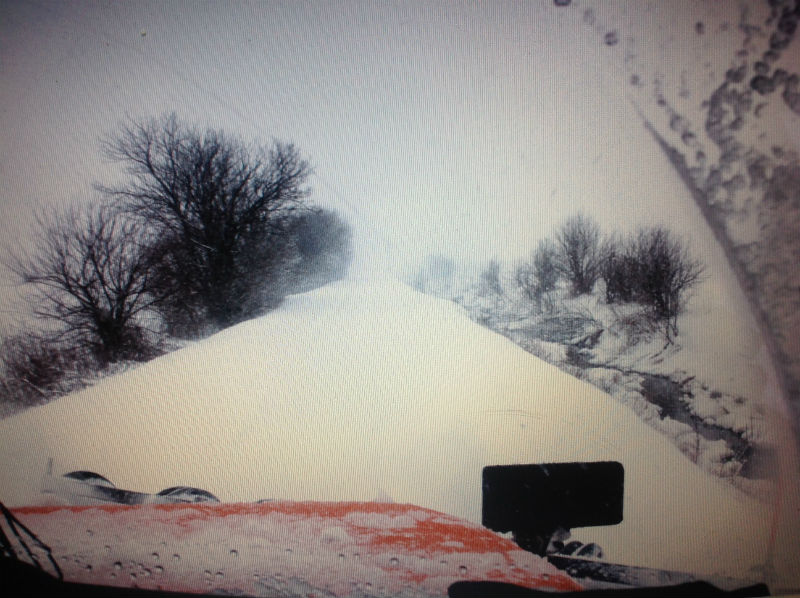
[0,278,787,582]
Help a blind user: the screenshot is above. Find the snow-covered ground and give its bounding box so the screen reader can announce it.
[0,278,794,587]
[411,223,780,490]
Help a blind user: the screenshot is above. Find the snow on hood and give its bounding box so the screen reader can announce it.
[0,278,776,578]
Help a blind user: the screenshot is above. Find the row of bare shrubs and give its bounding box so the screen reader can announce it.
[516,214,704,341]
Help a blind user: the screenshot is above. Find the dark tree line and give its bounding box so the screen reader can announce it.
[3,114,352,407]
[101,115,313,333]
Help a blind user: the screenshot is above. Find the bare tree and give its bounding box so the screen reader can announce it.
[555,214,602,295]
[516,239,560,305]
[101,114,312,334]
[472,260,512,328]
[283,207,353,294]
[599,234,639,304]
[479,260,505,297]
[630,227,704,341]
[8,204,159,365]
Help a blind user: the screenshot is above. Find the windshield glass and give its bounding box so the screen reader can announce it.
[1,1,799,596]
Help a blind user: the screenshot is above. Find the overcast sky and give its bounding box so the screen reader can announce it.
[1,0,757,318]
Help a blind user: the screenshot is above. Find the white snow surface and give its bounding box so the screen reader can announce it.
[0,278,784,581]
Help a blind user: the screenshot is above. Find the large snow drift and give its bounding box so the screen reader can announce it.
[0,279,777,579]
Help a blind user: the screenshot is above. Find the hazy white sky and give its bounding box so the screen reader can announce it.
[2,0,759,312]
[0,3,694,258]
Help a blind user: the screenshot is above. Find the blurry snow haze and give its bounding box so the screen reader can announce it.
[0,1,725,292]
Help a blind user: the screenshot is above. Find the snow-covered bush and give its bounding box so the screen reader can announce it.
[282,207,353,295]
[607,306,660,347]
[0,334,92,411]
[0,332,159,417]
[628,227,704,339]
[600,235,639,304]
[8,204,161,365]
[554,213,602,295]
[515,239,560,308]
[103,114,313,336]
[600,227,704,342]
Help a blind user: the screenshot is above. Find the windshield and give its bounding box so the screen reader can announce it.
[1,1,799,596]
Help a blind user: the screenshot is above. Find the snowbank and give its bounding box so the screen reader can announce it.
[0,279,779,579]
